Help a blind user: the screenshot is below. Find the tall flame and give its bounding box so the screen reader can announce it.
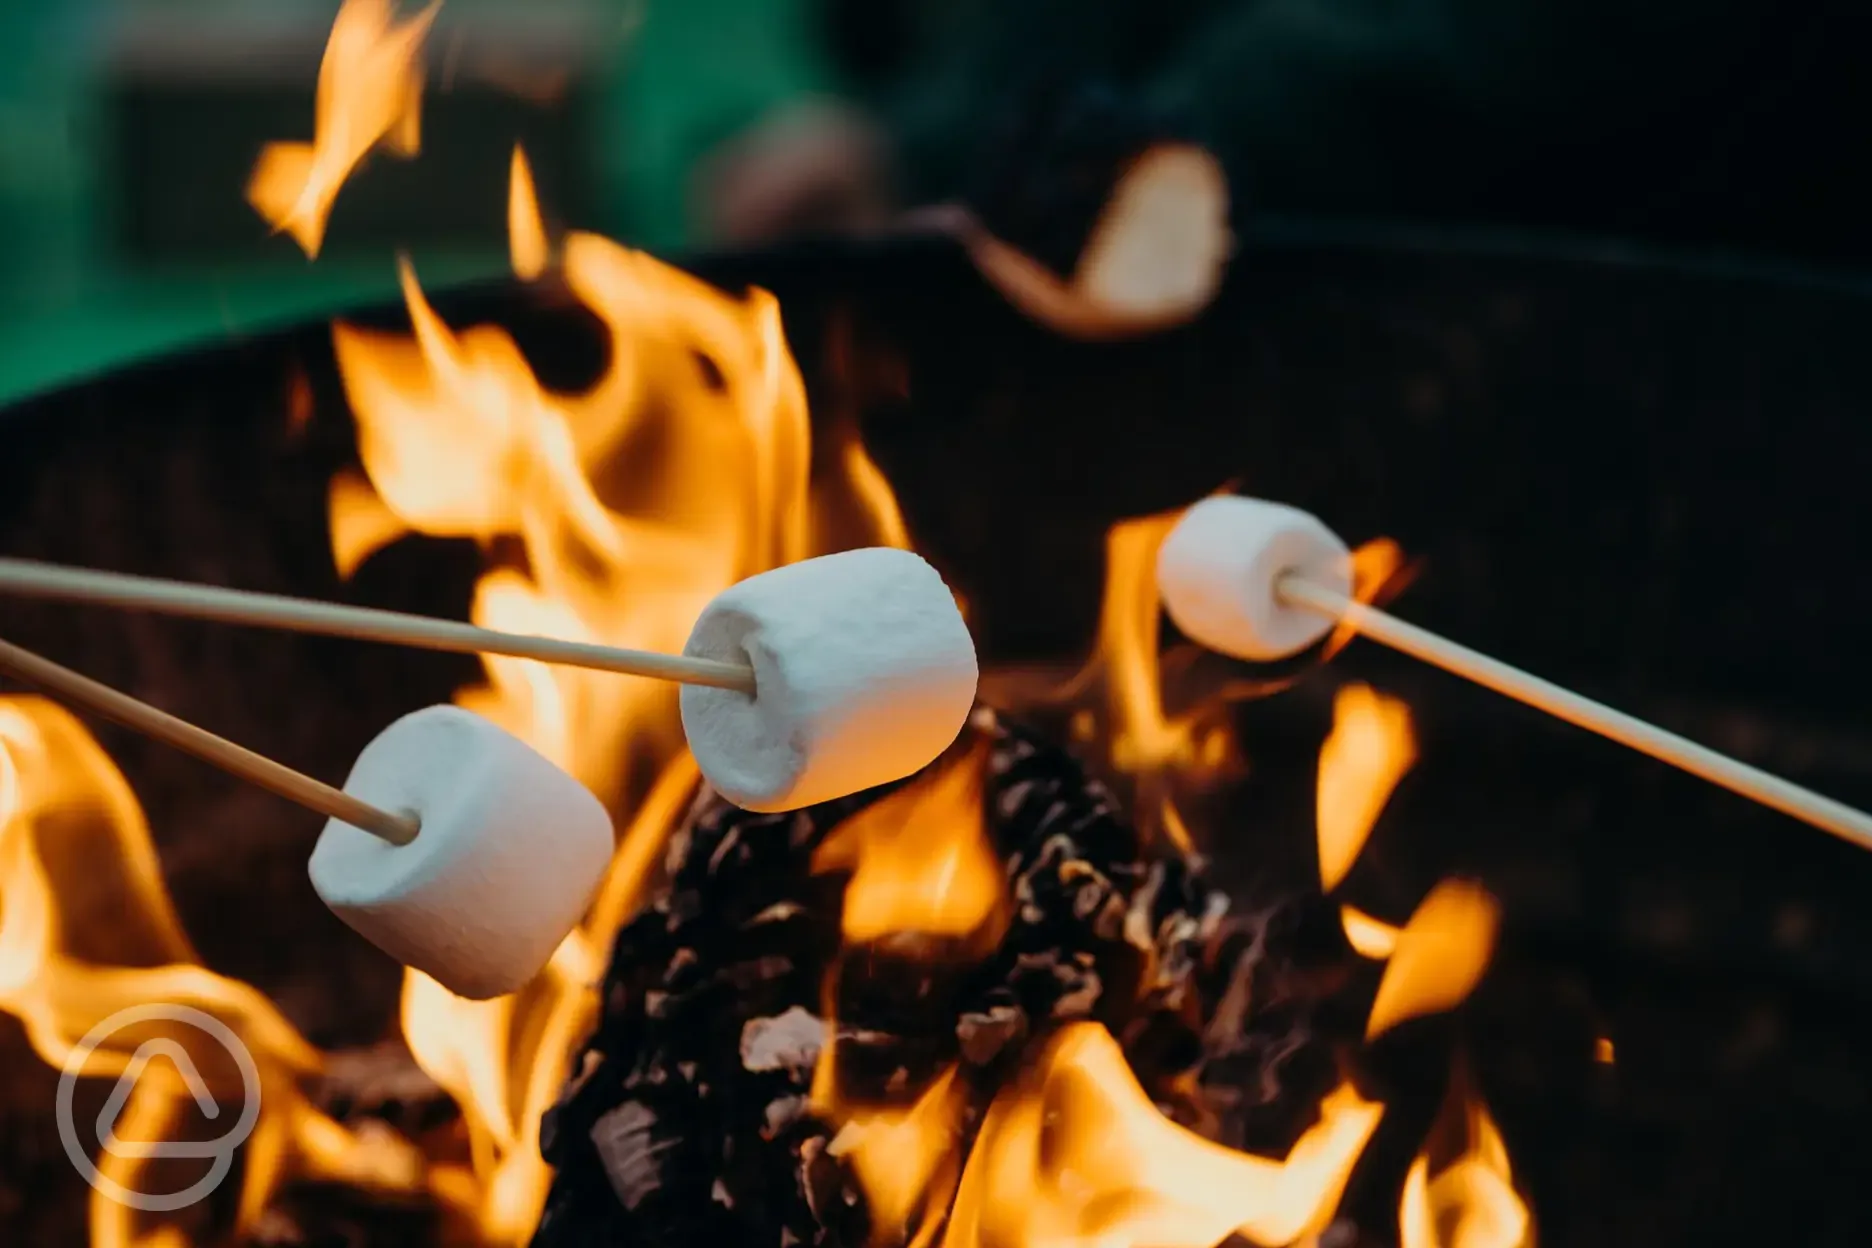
[328,139,913,1240]
[246,0,438,257]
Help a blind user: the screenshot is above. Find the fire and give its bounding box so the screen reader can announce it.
[825,1066,971,1248]
[1064,505,1414,857]
[811,738,1007,946]
[246,0,438,257]
[508,145,549,281]
[943,1023,1382,1248]
[1316,682,1417,893]
[0,698,444,1244]
[1366,880,1502,1041]
[1339,905,1403,959]
[1399,1069,1531,1248]
[0,2,1537,1240]
[325,102,911,1241]
[1324,538,1411,660]
[1056,509,1233,853]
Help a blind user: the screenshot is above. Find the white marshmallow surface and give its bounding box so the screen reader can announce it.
[309,705,614,1000]
[680,547,979,812]
[1156,495,1353,662]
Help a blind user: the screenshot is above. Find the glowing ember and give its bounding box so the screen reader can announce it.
[1366,880,1502,1041]
[942,1023,1382,1248]
[246,0,438,257]
[1317,682,1418,893]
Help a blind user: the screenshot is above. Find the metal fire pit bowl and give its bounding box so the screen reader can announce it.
[3,224,1871,1246]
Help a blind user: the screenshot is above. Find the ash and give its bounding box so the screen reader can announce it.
[531,709,1339,1248]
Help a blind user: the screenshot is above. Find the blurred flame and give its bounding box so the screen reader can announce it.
[0,698,443,1246]
[1317,683,1417,893]
[1366,881,1501,1041]
[1339,905,1402,960]
[328,466,412,579]
[1323,539,1411,661]
[1099,512,1200,781]
[943,1023,1381,1248]
[1400,1072,1531,1248]
[508,145,548,280]
[812,739,1006,946]
[246,0,438,257]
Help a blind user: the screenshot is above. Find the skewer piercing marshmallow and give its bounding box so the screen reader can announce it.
[1155,494,1354,662]
[309,705,614,1000]
[680,547,979,812]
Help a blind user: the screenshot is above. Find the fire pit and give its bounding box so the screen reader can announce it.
[4,6,1872,1243]
[4,218,1872,1248]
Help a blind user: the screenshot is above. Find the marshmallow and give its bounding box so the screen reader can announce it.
[680,547,978,812]
[309,705,614,1000]
[1156,495,1353,662]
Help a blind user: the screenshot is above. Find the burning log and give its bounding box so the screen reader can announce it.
[530,707,1351,1248]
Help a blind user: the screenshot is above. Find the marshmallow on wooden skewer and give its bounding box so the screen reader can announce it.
[309,705,614,1000]
[1154,493,1872,853]
[681,547,978,812]
[1156,495,1354,662]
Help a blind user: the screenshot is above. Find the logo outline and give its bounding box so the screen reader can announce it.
[56,1003,263,1212]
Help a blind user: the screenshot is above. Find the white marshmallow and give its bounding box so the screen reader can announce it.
[1156,495,1353,662]
[680,547,978,813]
[309,705,613,1000]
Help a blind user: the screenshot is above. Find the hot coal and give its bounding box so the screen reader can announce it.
[530,708,1350,1248]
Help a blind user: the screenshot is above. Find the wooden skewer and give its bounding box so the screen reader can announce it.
[0,558,757,696]
[0,635,419,845]
[1277,572,1872,853]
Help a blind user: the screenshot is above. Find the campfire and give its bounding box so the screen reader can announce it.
[6,3,1870,1247]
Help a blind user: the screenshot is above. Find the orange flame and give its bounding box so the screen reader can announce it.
[1400,1071,1531,1248]
[508,145,548,280]
[1317,683,1417,893]
[1366,881,1501,1041]
[321,87,931,1234]
[246,0,438,257]
[1098,511,1201,780]
[942,1023,1382,1248]
[1339,904,1403,960]
[811,738,1007,946]
[1323,538,1411,660]
[0,698,446,1246]
[826,1066,972,1248]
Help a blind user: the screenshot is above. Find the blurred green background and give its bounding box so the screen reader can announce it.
[0,0,840,406]
[6,0,1869,409]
